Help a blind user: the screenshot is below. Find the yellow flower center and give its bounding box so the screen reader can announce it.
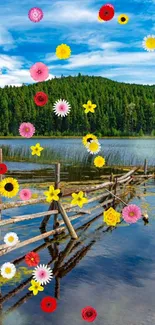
[8,236,14,242]
[129,212,134,217]
[5,267,11,274]
[88,105,92,109]
[25,127,30,132]
[31,258,34,261]
[89,142,99,152]
[77,197,82,202]
[34,284,39,289]
[146,37,155,49]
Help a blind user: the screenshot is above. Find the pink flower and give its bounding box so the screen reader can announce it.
[32,264,53,285]
[19,189,32,201]
[19,122,35,138]
[122,204,142,223]
[53,99,71,117]
[30,62,49,82]
[28,7,43,23]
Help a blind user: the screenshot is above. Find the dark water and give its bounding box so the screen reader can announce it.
[1,179,155,325]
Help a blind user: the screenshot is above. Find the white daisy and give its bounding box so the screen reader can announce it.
[32,264,53,285]
[53,99,71,117]
[86,140,101,155]
[142,35,155,52]
[4,232,19,246]
[1,262,16,279]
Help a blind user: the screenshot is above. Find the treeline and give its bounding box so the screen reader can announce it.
[0,74,155,136]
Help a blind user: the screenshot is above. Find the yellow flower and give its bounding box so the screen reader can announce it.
[143,35,155,52]
[98,15,105,22]
[83,100,97,114]
[82,133,97,147]
[30,143,44,156]
[71,191,88,208]
[86,140,101,155]
[44,185,60,203]
[56,44,71,59]
[28,280,44,296]
[94,156,105,168]
[103,207,121,226]
[118,14,129,24]
[0,177,19,198]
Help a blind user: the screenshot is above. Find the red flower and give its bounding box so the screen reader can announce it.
[0,163,8,175]
[81,306,97,322]
[34,91,48,106]
[99,4,114,21]
[25,251,40,267]
[40,296,57,313]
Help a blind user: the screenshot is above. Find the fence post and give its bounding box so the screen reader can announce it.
[53,163,61,229]
[144,159,147,175]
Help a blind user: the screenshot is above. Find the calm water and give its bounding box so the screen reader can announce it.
[1,179,155,325]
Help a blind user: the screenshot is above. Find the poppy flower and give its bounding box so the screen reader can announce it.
[81,306,97,322]
[40,296,57,313]
[99,4,114,21]
[34,92,48,106]
[0,163,7,174]
[25,251,40,267]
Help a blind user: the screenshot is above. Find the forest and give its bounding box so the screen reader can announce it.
[0,74,155,136]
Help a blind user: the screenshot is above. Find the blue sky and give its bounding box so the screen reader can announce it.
[0,0,155,87]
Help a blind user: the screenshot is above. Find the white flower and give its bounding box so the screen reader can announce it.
[4,232,19,246]
[142,35,155,52]
[53,99,71,117]
[1,262,16,279]
[86,140,101,154]
[32,264,53,285]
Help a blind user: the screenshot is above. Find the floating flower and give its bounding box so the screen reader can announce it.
[19,122,35,138]
[0,163,8,174]
[118,14,129,24]
[30,143,44,157]
[34,91,48,107]
[40,296,57,313]
[25,251,40,267]
[143,35,155,52]
[82,134,97,147]
[122,204,142,223]
[4,232,19,247]
[56,44,71,60]
[86,140,101,155]
[103,207,121,226]
[53,99,71,117]
[0,177,19,198]
[99,4,114,21]
[44,185,60,203]
[1,262,16,279]
[19,189,32,201]
[32,264,53,285]
[71,191,88,208]
[81,306,97,322]
[30,62,49,82]
[28,280,44,296]
[28,7,43,23]
[98,15,105,22]
[94,156,105,168]
[83,100,97,114]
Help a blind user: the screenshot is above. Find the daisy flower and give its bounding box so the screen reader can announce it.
[143,35,155,52]
[28,7,43,23]
[1,262,16,279]
[122,204,142,223]
[82,134,97,147]
[86,140,101,155]
[94,156,105,168]
[53,99,71,117]
[32,264,53,285]
[19,189,32,201]
[118,14,129,24]
[99,4,114,21]
[4,232,19,246]
[34,91,48,106]
[56,44,71,60]
[19,122,35,138]
[30,62,49,82]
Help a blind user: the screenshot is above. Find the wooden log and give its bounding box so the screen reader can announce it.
[0,197,46,211]
[117,167,140,180]
[54,163,61,229]
[57,202,78,239]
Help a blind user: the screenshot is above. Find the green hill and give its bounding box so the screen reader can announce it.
[0,74,155,136]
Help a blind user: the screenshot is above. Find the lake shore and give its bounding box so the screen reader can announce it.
[0,136,155,139]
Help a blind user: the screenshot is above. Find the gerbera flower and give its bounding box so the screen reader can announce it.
[19,122,35,138]
[53,99,71,117]
[30,143,44,157]
[118,14,129,24]
[4,232,19,246]
[94,156,105,168]
[30,62,49,82]
[143,35,155,52]
[1,262,16,279]
[28,280,44,296]
[82,100,97,114]
[32,264,53,285]
[99,4,115,21]
[25,251,40,267]
[19,189,32,201]
[82,134,97,147]
[103,207,121,226]
[44,185,60,203]
[56,44,71,60]
[122,204,142,223]
[28,7,43,23]
[34,91,48,106]
[86,140,101,155]
[40,296,57,313]
[71,191,88,208]
[0,163,7,174]
[81,306,97,322]
[0,177,19,198]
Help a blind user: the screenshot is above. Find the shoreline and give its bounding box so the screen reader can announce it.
[0,136,155,140]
